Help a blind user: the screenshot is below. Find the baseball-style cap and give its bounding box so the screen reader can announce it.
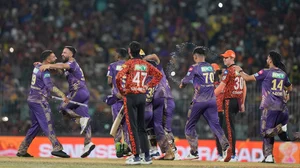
[220,50,236,58]
[211,63,220,71]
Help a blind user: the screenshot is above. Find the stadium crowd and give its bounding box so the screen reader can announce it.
[1,0,300,139]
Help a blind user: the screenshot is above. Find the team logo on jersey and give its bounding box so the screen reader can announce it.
[272,72,285,79]
[201,66,213,72]
[135,64,147,71]
[224,70,228,75]
[116,65,123,71]
[43,73,50,78]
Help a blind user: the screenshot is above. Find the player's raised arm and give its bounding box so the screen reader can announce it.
[40,62,70,72]
[143,54,160,65]
[180,65,195,88]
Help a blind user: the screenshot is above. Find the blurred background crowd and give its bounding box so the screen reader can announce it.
[1,0,300,140]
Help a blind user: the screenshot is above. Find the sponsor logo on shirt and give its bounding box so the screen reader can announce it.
[134,64,147,71]
[201,66,213,72]
[272,72,285,79]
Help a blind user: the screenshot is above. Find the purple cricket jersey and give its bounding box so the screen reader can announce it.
[64,60,87,92]
[107,60,126,96]
[181,62,216,102]
[154,64,173,99]
[254,68,291,111]
[27,64,55,102]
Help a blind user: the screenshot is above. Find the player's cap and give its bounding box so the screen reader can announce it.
[220,50,236,58]
[139,49,145,56]
[211,63,220,71]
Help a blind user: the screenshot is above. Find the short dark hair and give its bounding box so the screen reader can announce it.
[64,46,77,57]
[129,41,141,58]
[116,48,127,58]
[40,50,53,61]
[193,46,206,56]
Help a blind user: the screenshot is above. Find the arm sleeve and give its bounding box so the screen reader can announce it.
[181,66,195,84]
[284,76,292,87]
[116,63,129,94]
[254,69,268,81]
[107,64,113,77]
[220,69,230,84]
[147,63,162,88]
[67,61,75,72]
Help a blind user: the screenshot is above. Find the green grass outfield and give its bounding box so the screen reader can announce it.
[1,157,300,168]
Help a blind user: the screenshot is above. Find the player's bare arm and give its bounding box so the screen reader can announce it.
[214,82,226,96]
[107,76,112,87]
[234,66,256,81]
[143,54,160,64]
[40,63,70,72]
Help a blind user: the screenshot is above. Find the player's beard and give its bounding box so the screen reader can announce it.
[62,56,69,63]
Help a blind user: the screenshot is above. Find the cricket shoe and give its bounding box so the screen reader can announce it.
[81,142,95,158]
[51,150,70,158]
[80,117,91,134]
[141,156,153,165]
[150,151,161,159]
[125,156,141,165]
[174,150,182,160]
[229,155,238,162]
[261,155,275,163]
[16,152,33,157]
[222,145,232,162]
[216,155,223,162]
[184,151,199,160]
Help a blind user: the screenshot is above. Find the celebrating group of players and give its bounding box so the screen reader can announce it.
[105,41,298,165]
[16,40,298,165]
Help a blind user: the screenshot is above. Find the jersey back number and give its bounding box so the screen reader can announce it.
[132,72,147,86]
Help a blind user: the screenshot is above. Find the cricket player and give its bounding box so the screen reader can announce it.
[235,51,294,163]
[116,41,162,165]
[214,50,247,161]
[17,50,69,158]
[40,46,94,158]
[106,48,131,156]
[180,47,231,162]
